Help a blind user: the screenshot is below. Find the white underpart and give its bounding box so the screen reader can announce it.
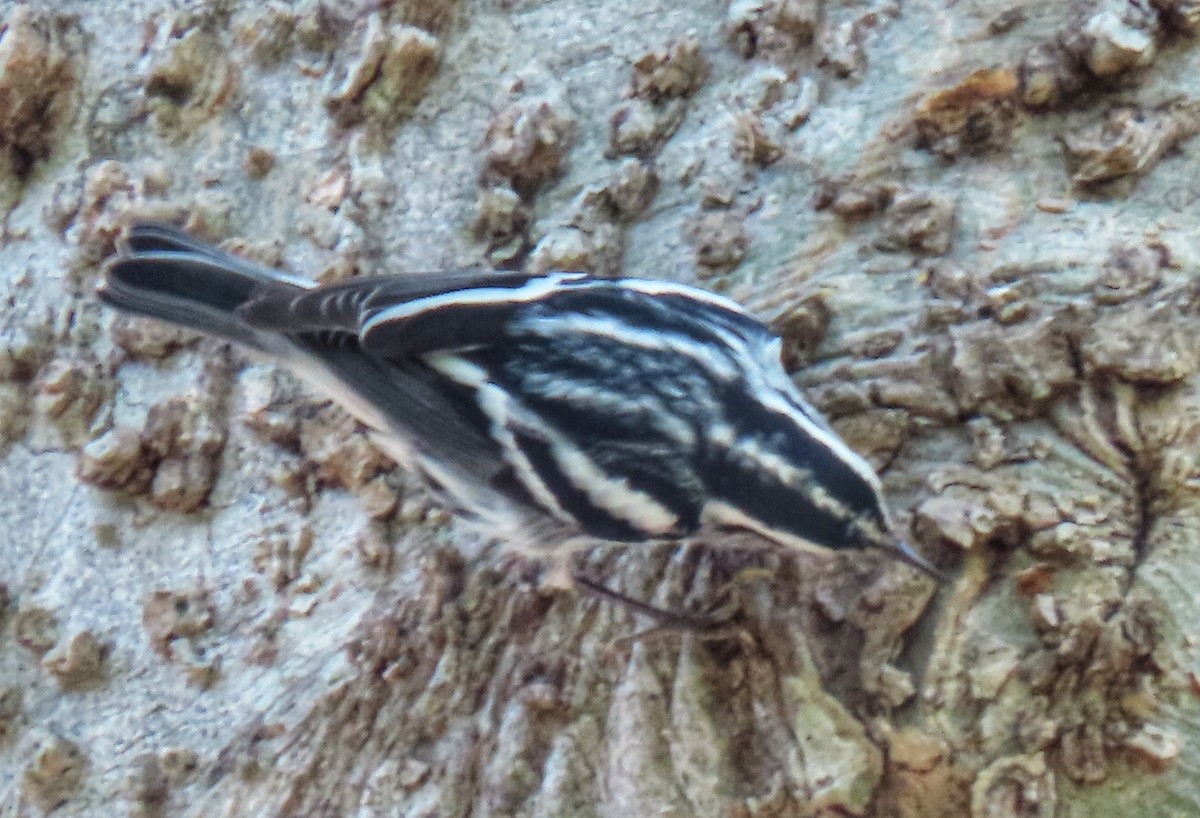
[702,501,830,554]
[520,313,741,381]
[362,272,587,332]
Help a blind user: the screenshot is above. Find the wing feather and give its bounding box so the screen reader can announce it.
[124,223,316,288]
[238,271,588,357]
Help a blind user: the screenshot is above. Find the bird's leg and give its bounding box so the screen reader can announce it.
[537,544,742,634]
[570,571,737,632]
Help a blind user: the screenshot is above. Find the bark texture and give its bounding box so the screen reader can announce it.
[2,0,1200,816]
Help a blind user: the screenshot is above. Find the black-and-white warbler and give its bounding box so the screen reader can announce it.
[99,223,942,611]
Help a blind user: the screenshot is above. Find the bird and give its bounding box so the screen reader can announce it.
[99,222,943,620]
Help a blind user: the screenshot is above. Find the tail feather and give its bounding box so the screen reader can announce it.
[126,223,230,256]
[98,222,509,495]
[99,227,311,352]
[124,223,317,288]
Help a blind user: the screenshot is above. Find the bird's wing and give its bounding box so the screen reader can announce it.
[236,271,581,356]
[102,225,513,491]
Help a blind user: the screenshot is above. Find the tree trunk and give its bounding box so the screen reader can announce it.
[2,0,1199,816]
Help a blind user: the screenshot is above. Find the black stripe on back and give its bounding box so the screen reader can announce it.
[242,272,543,338]
[364,301,521,356]
[585,439,705,537]
[700,381,883,551]
[528,283,772,350]
[726,382,879,516]
[510,430,650,542]
[468,333,727,420]
[464,334,712,539]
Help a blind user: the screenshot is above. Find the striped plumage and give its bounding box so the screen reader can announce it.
[99,223,942,583]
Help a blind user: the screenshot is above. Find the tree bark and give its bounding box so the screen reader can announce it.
[2,0,1200,816]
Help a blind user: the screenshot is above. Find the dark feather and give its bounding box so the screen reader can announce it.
[101,240,507,488]
[97,222,945,580]
[99,253,298,352]
[238,271,542,340]
[126,222,226,255]
[302,344,505,486]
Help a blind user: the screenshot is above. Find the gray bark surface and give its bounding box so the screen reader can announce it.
[1,0,1199,816]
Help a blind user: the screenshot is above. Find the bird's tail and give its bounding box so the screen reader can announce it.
[98,223,314,352]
